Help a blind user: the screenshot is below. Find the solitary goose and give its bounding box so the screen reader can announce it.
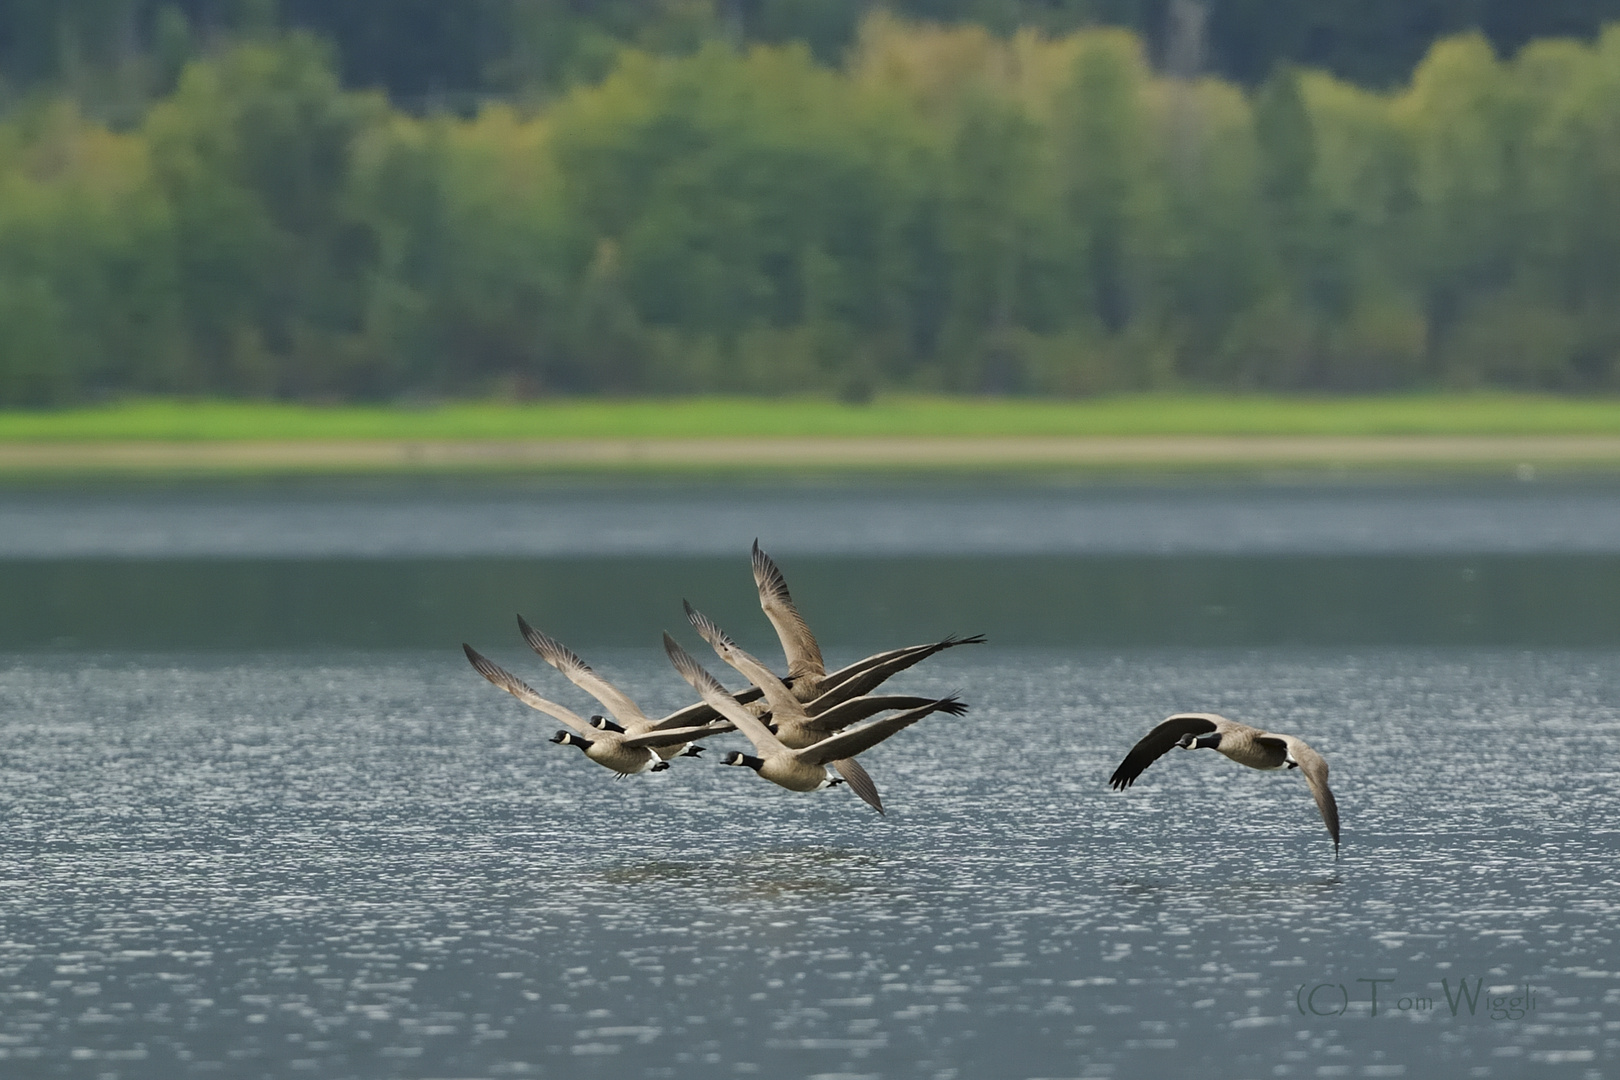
[463,644,716,776]
[1109,713,1341,855]
[750,540,985,705]
[517,614,718,759]
[664,634,955,814]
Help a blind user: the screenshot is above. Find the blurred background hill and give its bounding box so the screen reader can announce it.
[3,0,1620,405]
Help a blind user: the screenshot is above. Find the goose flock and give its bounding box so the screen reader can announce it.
[464,541,981,814]
[464,541,1342,852]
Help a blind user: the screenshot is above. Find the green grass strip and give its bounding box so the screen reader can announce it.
[3,394,1620,442]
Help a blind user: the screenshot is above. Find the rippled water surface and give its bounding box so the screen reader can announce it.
[3,479,1619,1077]
[3,645,1617,1079]
[6,477,1620,557]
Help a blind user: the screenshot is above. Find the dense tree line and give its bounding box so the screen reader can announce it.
[2,16,1620,403]
[8,0,1620,107]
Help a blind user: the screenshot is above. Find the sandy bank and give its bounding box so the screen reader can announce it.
[3,434,1620,474]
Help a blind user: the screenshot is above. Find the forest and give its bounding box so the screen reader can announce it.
[2,3,1620,402]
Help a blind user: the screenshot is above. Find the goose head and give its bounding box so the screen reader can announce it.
[551,731,593,751]
[719,751,765,772]
[589,714,626,733]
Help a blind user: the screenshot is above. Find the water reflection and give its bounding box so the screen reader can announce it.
[6,476,1620,557]
[5,553,1620,650]
[5,478,1619,650]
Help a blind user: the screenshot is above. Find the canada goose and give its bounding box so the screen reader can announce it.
[516,614,718,759]
[463,644,716,777]
[683,600,967,812]
[664,634,956,814]
[683,600,966,747]
[751,540,985,705]
[1109,713,1341,855]
[645,635,976,733]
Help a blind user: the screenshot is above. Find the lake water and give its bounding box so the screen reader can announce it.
[1,479,1617,1079]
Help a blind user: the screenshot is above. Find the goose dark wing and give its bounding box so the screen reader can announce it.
[832,757,883,815]
[1251,734,1291,769]
[752,540,825,681]
[620,723,725,750]
[806,694,967,735]
[1108,714,1220,791]
[651,684,766,730]
[794,698,949,766]
[808,635,986,710]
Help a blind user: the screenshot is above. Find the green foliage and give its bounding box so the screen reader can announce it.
[13,2,1620,114]
[3,18,1620,402]
[141,33,383,396]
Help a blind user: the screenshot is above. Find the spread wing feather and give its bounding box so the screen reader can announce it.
[620,724,724,750]
[1108,714,1220,790]
[794,698,952,767]
[832,757,883,815]
[806,693,967,734]
[752,540,825,681]
[663,633,787,756]
[1283,736,1341,851]
[684,600,807,720]
[462,644,594,737]
[653,684,766,729]
[518,615,650,727]
[808,635,986,709]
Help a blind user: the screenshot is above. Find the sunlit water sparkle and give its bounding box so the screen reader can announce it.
[2,647,1615,1079]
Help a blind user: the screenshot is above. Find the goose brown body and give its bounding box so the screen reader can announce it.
[516,615,721,759]
[1109,712,1341,854]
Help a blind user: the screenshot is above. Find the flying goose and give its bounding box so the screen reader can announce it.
[1109,713,1341,855]
[643,636,976,733]
[750,540,984,705]
[463,644,716,776]
[517,614,720,759]
[683,600,967,812]
[683,600,966,746]
[664,634,956,814]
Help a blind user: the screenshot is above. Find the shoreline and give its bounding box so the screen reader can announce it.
[3,434,1620,475]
